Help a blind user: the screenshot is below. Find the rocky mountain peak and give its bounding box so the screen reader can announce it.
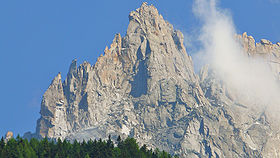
[128,2,162,33]
[67,59,77,77]
[127,2,184,51]
[25,3,280,158]
[34,1,204,150]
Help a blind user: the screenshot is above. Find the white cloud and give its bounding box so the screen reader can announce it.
[191,0,280,110]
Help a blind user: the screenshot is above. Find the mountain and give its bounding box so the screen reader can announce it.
[24,3,280,158]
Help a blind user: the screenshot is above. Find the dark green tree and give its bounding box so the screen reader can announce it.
[118,137,140,158]
[72,139,81,158]
[0,137,5,155]
[4,138,18,158]
[84,153,90,158]
[0,135,174,158]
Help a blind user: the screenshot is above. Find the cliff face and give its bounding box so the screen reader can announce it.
[29,3,280,158]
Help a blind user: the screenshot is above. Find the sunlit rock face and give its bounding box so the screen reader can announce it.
[237,32,280,80]
[4,131,13,143]
[26,3,280,158]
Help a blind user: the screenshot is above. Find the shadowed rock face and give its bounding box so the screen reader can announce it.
[26,3,280,158]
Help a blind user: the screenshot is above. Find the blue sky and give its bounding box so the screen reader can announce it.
[0,0,279,137]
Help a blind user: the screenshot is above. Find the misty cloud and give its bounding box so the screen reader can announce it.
[190,0,280,109]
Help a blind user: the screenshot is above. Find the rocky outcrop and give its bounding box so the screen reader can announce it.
[4,131,13,143]
[26,3,280,158]
[237,32,280,80]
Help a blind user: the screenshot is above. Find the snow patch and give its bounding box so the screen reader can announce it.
[121,124,130,135]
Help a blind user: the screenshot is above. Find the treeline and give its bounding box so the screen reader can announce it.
[0,135,178,158]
